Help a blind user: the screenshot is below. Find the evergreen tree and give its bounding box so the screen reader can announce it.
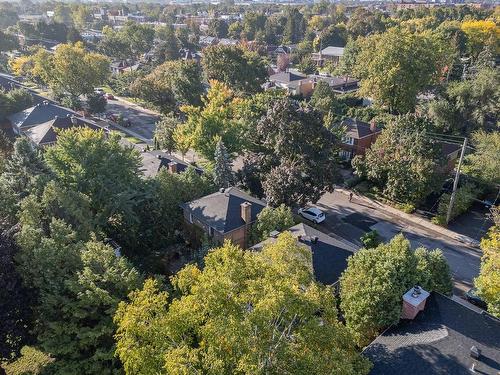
[213,139,234,189]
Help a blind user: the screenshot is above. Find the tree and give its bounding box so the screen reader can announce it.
[120,22,155,57]
[0,228,34,361]
[463,131,500,186]
[115,233,372,375]
[86,92,107,114]
[0,30,18,52]
[98,26,132,60]
[44,128,142,230]
[314,24,348,50]
[251,204,295,243]
[202,45,267,95]
[461,20,499,57]
[242,11,266,40]
[213,139,234,188]
[340,234,452,346]
[276,53,290,72]
[475,208,500,317]
[154,115,180,153]
[354,27,446,113]
[152,26,181,64]
[247,98,339,207]
[208,18,229,38]
[30,42,110,97]
[131,60,203,114]
[283,7,306,44]
[352,114,444,205]
[346,8,386,38]
[177,81,244,161]
[297,56,317,75]
[0,88,33,120]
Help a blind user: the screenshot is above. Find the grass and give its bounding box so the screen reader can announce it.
[125,136,142,144]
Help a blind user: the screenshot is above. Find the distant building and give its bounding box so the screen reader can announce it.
[312,46,345,67]
[140,150,203,178]
[364,289,500,375]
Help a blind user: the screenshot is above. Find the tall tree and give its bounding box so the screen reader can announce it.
[251,204,295,243]
[352,114,444,205]
[340,234,452,346]
[202,45,267,95]
[354,27,446,113]
[463,131,500,186]
[461,20,499,57]
[207,18,229,38]
[154,115,180,154]
[283,7,306,44]
[245,98,339,207]
[115,233,372,375]
[213,139,234,188]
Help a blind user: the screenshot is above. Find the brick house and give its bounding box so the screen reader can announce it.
[339,118,381,161]
[180,187,266,249]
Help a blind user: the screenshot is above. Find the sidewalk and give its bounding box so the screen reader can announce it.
[336,188,481,248]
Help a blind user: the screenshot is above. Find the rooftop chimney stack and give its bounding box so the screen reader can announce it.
[370,120,377,133]
[401,286,430,320]
[168,161,178,174]
[241,202,252,224]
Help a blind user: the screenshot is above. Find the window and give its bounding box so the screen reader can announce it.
[339,150,352,160]
[342,136,354,145]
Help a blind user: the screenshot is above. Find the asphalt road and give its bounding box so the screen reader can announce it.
[105,97,160,141]
[315,190,482,296]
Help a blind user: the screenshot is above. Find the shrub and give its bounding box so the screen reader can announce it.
[437,182,479,223]
[360,230,381,249]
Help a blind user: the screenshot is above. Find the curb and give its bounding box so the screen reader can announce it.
[336,188,480,248]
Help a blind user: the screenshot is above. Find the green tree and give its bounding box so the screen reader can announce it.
[202,45,267,95]
[0,30,18,52]
[177,81,244,161]
[208,18,229,38]
[131,60,203,114]
[115,233,372,375]
[463,131,500,185]
[340,234,452,346]
[475,208,500,317]
[283,7,306,44]
[251,204,295,243]
[354,27,446,113]
[86,92,107,114]
[297,55,317,75]
[152,26,181,64]
[352,114,444,205]
[314,24,347,50]
[346,8,386,38]
[213,139,234,188]
[246,98,339,207]
[154,115,179,154]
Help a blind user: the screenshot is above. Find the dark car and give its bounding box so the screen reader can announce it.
[465,288,488,310]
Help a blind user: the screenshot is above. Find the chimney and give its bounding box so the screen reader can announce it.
[311,236,318,244]
[241,202,252,224]
[269,230,280,238]
[401,286,430,319]
[168,161,178,174]
[370,120,377,132]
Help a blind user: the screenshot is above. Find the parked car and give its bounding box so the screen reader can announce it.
[298,207,325,224]
[465,288,487,309]
[104,93,115,100]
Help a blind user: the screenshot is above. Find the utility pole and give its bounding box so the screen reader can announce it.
[446,137,467,224]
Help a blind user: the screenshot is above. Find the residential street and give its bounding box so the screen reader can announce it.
[316,190,482,295]
[105,97,160,141]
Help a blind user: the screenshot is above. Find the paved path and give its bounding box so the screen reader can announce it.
[316,190,482,295]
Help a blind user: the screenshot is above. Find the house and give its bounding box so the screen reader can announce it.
[364,289,500,375]
[199,36,218,47]
[439,141,462,173]
[110,61,142,75]
[339,118,381,161]
[218,38,239,46]
[251,223,357,286]
[140,150,203,178]
[23,115,106,147]
[7,101,75,136]
[268,71,314,96]
[310,75,359,94]
[312,46,345,67]
[180,187,266,249]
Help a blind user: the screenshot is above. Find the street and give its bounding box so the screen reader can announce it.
[105,97,160,141]
[316,190,482,295]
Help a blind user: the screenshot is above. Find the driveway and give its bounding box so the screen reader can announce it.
[105,97,160,141]
[315,190,482,295]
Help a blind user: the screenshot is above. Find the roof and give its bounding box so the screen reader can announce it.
[310,75,359,89]
[342,118,381,139]
[23,115,104,146]
[0,74,51,107]
[8,101,75,130]
[269,71,307,84]
[364,292,500,375]
[321,46,345,57]
[439,141,461,158]
[181,187,266,234]
[251,223,356,285]
[140,150,203,178]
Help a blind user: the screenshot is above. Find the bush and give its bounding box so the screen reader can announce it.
[86,92,107,114]
[250,204,295,244]
[396,202,416,214]
[437,182,479,223]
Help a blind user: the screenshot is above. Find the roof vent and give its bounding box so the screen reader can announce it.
[311,236,318,244]
[470,346,481,360]
[219,188,225,193]
[269,230,280,238]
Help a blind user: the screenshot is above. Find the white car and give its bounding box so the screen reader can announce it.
[298,207,325,224]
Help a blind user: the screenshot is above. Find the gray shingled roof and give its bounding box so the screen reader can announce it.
[140,150,203,178]
[342,118,381,139]
[8,101,75,130]
[23,115,104,146]
[364,292,500,375]
[320,46,345,57]
[251,223,356,285]
[269,71,307,84]
[181,187,266,234]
